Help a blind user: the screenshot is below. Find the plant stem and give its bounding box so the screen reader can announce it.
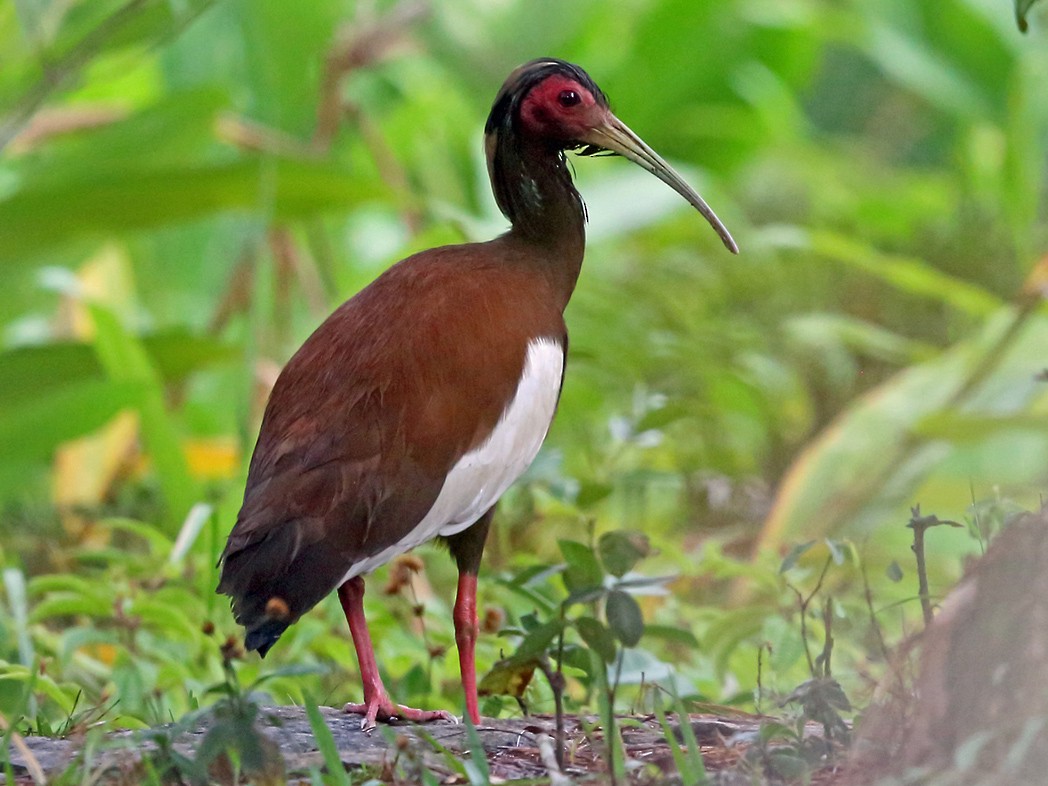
[910,516,934,627]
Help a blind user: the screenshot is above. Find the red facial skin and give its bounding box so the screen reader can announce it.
[518,75,607,142]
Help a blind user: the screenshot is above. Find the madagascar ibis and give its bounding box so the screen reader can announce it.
[218,58,736,729]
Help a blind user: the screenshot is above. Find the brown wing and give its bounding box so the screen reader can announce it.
[217,240,565,654]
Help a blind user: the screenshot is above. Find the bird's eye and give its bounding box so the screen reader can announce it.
[557,89,581,108]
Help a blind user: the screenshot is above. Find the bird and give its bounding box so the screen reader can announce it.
[217,57,737,730]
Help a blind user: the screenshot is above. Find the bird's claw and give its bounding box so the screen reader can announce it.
[343,699,454,732]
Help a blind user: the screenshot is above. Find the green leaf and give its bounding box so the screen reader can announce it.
[30,592,110,621]
[100,517,174,556]
[0,378,144,462]
[559,539,604,594]
[89,304,198,527]
[0,333,235,410]
[304,699,350,786]
[1016,0,1042,31]
[760,309,1048,545]
[513,618,565,662]
[142,331,240,382]
[598,530,651,578]
[673,690,708,783]
[3,569,32,669]
[915,410,1048,442]
[779,540,815,573]
[605,589,644,647]
[643,624,699,648]
[653,692,696,786]
[575,616,617,663]
[0,343,105,408]
[575,480,613,508]
[0,157,387,262]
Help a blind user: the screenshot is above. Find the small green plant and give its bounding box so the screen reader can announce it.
[480,528,677,782]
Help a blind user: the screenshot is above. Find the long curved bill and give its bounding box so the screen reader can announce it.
[579,115,739,254]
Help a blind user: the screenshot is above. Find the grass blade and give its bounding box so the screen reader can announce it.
[654,691,695,786]
[674,693,708,784]
[303,698,350,786]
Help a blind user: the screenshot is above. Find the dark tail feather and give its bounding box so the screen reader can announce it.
[217,529,350,658]
[245,619,290,657]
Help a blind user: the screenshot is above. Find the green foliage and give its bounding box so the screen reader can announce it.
[1,0,1048,782]
[1016,0,1046,31]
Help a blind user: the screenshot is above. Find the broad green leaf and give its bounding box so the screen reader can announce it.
[605,589,644,647]
[575,480,613,508]
[0,157,387,262]
[559,539,604,594]
[760,309,1048,546]
[598,530,651,578]
[0,332,235,408]
[915,410,1048,442]
[30,592,111,621]
[643,625,699,648]
[143,330,239,382]
[99,517,174,555]
[1016,0,1043,31]
[575,616,617,663]
[513,618,565,662]
[27,574,105,598]
[234,0,342,137]
[0,342,105,407]
[0,377,144,461]
[89,304,197,526]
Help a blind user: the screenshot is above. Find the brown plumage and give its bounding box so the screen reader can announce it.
[218,242,569,651]
[218,58,736,729]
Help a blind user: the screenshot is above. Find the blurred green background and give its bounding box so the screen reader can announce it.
[1,0,1047,732]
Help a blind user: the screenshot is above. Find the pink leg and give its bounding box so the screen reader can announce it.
[337,576,453,730]
[454,572,481,724]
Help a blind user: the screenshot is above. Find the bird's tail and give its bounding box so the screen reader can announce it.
[216,528,346,657]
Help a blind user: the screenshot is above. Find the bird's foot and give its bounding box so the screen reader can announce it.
[343,698,455,731]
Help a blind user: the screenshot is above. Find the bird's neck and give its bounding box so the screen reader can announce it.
[488,134,586,306]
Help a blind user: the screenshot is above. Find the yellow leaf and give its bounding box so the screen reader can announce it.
[53,412,139,541]
[184,437,241,480]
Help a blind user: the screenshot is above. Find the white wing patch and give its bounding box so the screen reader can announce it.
[342,336,564,581]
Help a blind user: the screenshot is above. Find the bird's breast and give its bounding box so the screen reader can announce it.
[343,335,564,579]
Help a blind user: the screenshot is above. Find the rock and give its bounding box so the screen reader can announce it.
[5,706,817,783]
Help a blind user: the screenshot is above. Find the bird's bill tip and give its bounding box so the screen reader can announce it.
[579,115,739,254]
